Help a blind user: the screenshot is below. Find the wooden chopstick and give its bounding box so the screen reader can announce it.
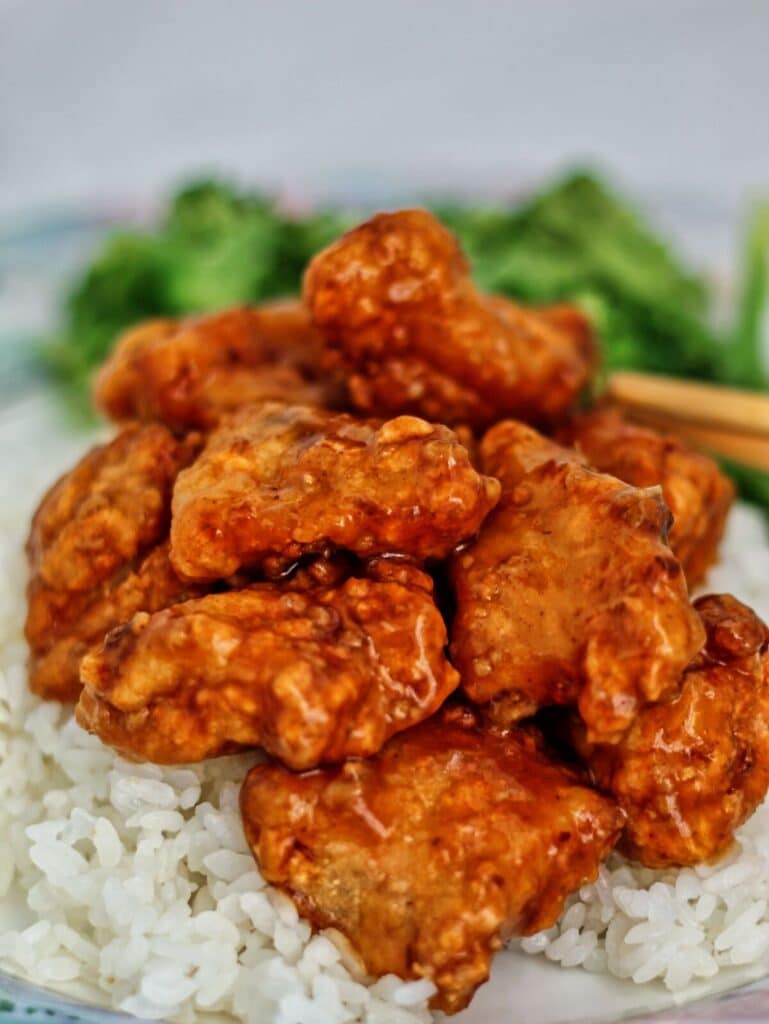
[619,408,769,473]
[607,371,769,435]
[605,371,769,473]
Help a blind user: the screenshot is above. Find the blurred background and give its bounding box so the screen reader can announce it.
[1,0,768,429]
[1,6,769,1022]
[2,0,768,224]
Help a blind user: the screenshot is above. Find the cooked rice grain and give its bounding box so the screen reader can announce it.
[2,442,769,1021]
[519,501,769,991]
[0,450,435,1023]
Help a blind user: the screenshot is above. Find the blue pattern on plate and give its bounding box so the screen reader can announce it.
[0,973,149,1024]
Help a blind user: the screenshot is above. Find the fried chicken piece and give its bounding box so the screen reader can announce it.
[76,570,458,768]
[94,302,341,432]
[240,705,623,1014]
[577,594,769,867]
[303,209,596,430]
[25,424,199,700]
[558,408,735,586]
[169,402,500,581]
[539,302,597,353]
[29,544,204,702]
[451,421,705,743]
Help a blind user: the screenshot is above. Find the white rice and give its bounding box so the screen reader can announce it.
[2,439,769,1021]
[0,445,436,1024]
[519,502,769,992]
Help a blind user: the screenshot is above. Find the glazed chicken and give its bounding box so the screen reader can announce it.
[76,566,458,768]
[169,401,500,581]
[303,209,595,430]
[29,543,205,704]
[451,421,705,743]
[94,302,341,432]
[559,408,735,586]
[26,202,769,1018]
[25,424,200,700]
[576,594,769,867]
[240,705,623,1014]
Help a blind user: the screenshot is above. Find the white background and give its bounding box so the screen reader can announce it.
[1,0,767,219]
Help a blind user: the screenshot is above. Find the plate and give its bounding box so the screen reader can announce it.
[1,203,769,1024]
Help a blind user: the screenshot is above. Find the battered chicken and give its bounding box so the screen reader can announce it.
[94,302,341,432]
[558,408,735,586]
[76,569,458,768]
[169,401,500,581]
[29,543,204,702]
[539,302,597,352]
[451,421,705,743]
[303,209,595,430]
[26,424,199,700]
[240,705,623,1014]
[577,594,769,867]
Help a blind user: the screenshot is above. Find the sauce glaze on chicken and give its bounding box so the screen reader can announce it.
[26,208,758,1014]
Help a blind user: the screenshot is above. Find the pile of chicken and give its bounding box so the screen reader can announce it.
[25,210,768,1015]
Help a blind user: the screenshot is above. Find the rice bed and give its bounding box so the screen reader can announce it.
[2,443,769,1023]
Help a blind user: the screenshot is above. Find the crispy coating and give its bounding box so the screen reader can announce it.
[25,425,199,700]
[169,402,500,581]
[76,573,458,768]
[559,409,735,586]
[538,302,597,353]
[303,209,596,430]
[94,302,340,431]
[28,544,204,702]
[578,594,769,867]
[451,421,705,743]
[278,553,356,591]
[240,705,623,1014]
